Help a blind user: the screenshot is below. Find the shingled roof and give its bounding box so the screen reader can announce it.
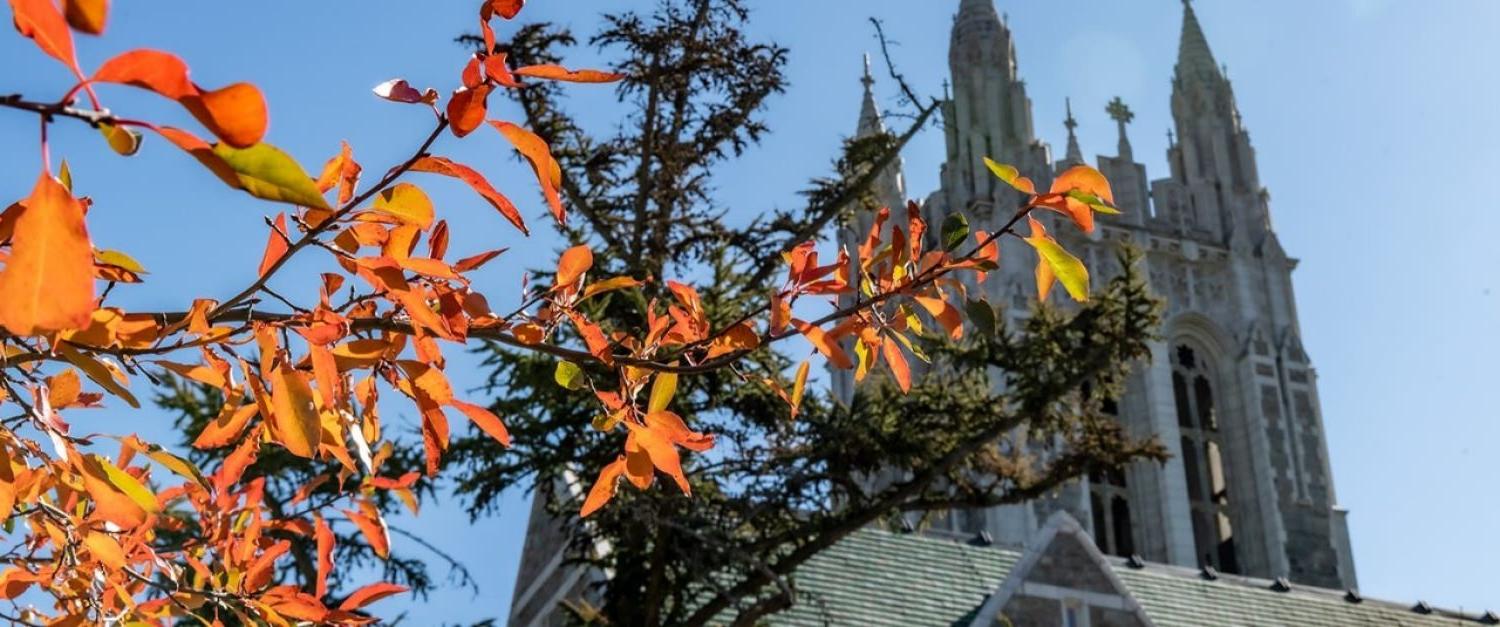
[757,516,1494,627]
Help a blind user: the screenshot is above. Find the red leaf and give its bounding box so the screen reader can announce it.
[446,84,492,137]
[881,335,911,392]
[626,422,690,495]
[489,120,565,224]
[481,0,524,19]
[257,213,290,278]
[453,248,507,272]
[409,156,526,234]
[93,49,195,99]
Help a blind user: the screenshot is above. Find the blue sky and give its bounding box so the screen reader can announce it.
[2,0,1496,621]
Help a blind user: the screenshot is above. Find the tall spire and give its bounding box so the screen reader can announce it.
[857,53,883,137]
[1105,96,1134,161]
[1062,98,1083,165]
[1176,0,1222,85]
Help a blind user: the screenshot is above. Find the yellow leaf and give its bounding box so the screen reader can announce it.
[983,157,1036,194]
[211,143,330,209]
[271,364,320,458]
[372,183,435,229]
[648,372,677,413]
[1023,217,1089,302]
[790,360,810,418]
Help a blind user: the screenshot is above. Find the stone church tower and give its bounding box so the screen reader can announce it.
[850,0,1357,591]
[510,3,1359,622]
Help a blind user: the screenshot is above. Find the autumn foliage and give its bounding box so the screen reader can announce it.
[0,0,1118,622]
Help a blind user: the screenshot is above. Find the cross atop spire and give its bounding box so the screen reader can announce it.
[1106,97,1134,161]
[1062,97,1083,165]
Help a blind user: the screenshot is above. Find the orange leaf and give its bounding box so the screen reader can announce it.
[181,82,268,148]
[912,295,963,340]
[451,400,511,447]
[75,454,155,529]
[343,508,390,558]
[270,364,320,458]
[555,244,592,289]
[9,0,77,71]
[453,247,508,272]
[627,422,690,495]
[446,84,492,137]
[409,156,526,234]
[489,120,564,224]
[643,411,714,453]
[0,173,96,335]
[580,456,626,518]
[566,310,613,365]
[82,531,125,571]
[512,64,625,83]
[881,335,911,392]
[92,49,195,99]
[314,514,333,599]
[791,319,853,370]
[258,213,290,278]
[398,360,454,404]
[62,0,106,35]
[1049,164,1114,205]
[193,400,256,449]
[337,582,407,612]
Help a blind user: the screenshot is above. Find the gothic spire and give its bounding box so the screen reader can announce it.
[856,53,884,137]
[1105,96,1134,161]
[1176,0,1223,86]
[1062,98,1083,165]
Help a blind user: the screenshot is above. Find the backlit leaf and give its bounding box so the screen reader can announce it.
[258,213,290,278]
[446,85,491,137]
[77,454,157,528]
[9,0,77,71]
[580,457,626,517]
[0,173,95,335]
[983,157,1036,194]
[373,183,435,229]
[271,364,321,458]
[451,400,511,447]
[790,360,810,418]
[372,78,435,104]
[627,422,690,495]
[343,508,390,559]
[555,244,592,288]
[881,335,911,392]
[337,582,407,612]
[1023,216,1089,302]
[554,361,585,390]
[98,122,141,156]
[489,121,565,224]
[513,64,625,83]
[791,319,853,370]
[62,0,105,34]
[212,143,330,209]
[314,515,333,599]
[409,156,526,234]
[648,372,677,413]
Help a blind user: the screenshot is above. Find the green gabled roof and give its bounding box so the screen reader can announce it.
[752,527,1494,627]
[764,528,1020,627]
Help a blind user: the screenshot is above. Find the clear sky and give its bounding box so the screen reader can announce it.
[2,0,1496,621]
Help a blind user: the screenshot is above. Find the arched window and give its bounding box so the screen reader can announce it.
[1173,343,1239,573]
[1088,393,1135,557]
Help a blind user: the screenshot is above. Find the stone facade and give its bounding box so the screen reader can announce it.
[850,0,1357,591]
